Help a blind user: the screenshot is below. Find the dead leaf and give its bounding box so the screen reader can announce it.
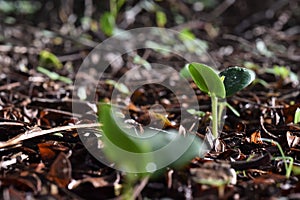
[286,131,300,148]
[250,130,263,144]
[47,152,72,188]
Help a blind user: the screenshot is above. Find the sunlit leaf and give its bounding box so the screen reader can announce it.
[39,50,63,69]
[37,66,72,84]
[219,66,255,97]
[156,11,167,27]
[133,55,151,70]
[105,80,130,94]
[187,109,206,117]
[100,12,115,36]
[294,108,300,124]
[188,63,226,98]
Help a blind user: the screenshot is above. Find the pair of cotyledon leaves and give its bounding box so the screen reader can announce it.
[187,62,255,98]
[99,63,255,174]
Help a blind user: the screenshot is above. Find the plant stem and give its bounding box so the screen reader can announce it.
[211,93,218,138]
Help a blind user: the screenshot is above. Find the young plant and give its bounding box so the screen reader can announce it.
[261,138,293,179]
[185,63,255,138]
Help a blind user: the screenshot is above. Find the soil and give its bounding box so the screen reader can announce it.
[0,0,300,199]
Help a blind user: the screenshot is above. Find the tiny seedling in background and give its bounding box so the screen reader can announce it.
[185,63,255,138]
[37,66,72,84]
[261,138,293,179]
[39,50,63,69]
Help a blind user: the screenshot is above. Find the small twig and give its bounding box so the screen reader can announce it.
[0,123,101,149]
[260,109,277,138]
[0,82,21,91]
[132,176,150,200]
[0,122,27,126]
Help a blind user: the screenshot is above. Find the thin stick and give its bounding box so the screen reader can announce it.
[0,123,101,149]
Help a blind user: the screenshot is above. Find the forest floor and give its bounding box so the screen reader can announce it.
[0,0,300,199]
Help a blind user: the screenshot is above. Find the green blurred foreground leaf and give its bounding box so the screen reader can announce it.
[99,104,205,176]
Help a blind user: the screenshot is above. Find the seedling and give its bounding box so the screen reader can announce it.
[185,63,255,138]
[261,138,293,179]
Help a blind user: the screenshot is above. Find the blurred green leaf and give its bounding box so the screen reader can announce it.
[156,11,167,27]
[99,104,205,175]
[179,29,196,41]
[187,109,206,117]
[133,55,152,70]
[256,40,273,57]
[100,12,115,36]
[179,64,191,79]
[39,50,63,69]
[37,66,72,84]
[105,80,130,94]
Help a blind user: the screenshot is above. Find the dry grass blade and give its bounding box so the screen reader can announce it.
[0,123,102,149]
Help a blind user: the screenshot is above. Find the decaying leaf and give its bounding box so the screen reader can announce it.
[47,152,72,188]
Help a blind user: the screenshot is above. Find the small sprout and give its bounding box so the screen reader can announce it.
[187,109,206,118]
[37,66,72,84]
[256,39,273,57]
[105,79,130,94]
[266,65,299,85]
[261,138,293,179]
[185,63,255,138]
[294,108,300,124]
[156,11,167,27]
[100,12,115,36]
[133,55,152,70]
[39,50,63,69]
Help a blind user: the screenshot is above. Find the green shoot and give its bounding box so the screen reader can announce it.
[37,66,72,84]
[39,50,63,69]
[186,63,255,138]
[261,138,293,179]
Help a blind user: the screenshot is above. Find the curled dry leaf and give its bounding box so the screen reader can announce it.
[47,152,72,188]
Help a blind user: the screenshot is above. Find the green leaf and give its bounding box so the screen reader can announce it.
[39,50,63,69]
[187,109,206,117]
[219,66,255,97]
[105,79,130,94]
[37,66,72,84]
[133,55,152,70]
[188,63,226,98]
[99,104,205,175]
[294,108,300,124]
[100,12,115,36]
[179,64,191,79]
[100,104,152,175]
[156,11,167,27]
